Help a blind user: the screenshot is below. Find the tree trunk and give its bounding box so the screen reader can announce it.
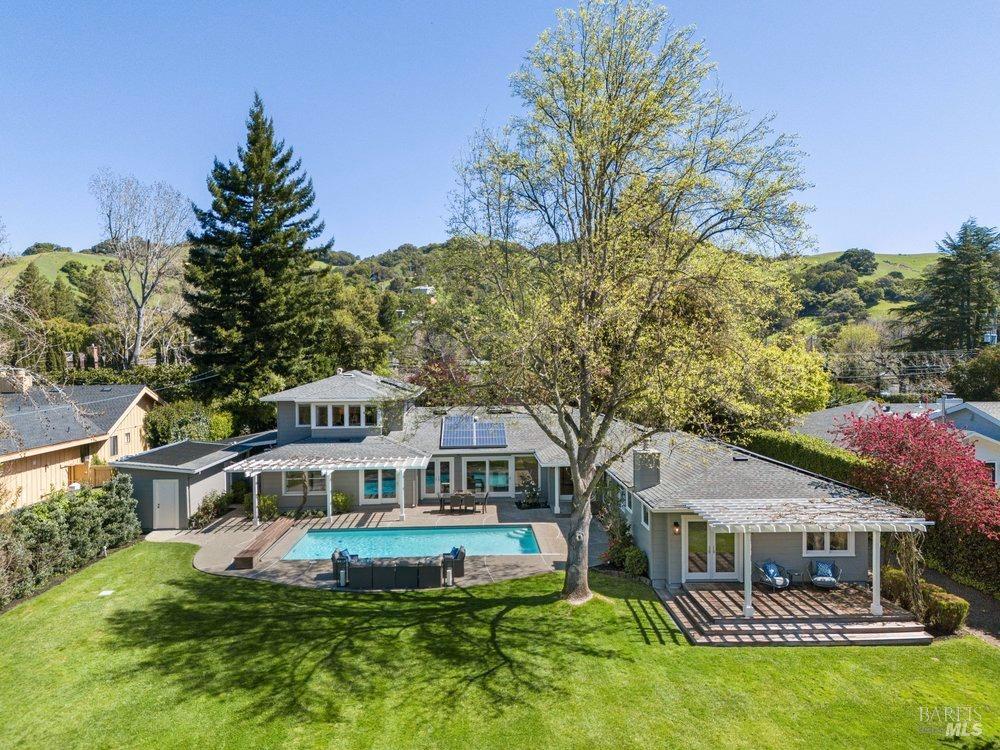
[129,307,146,368]
[561,498,592,603]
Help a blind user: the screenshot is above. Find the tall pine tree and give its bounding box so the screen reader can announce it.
[903,219,1000,349]
[50,276,80,321]
[185,95,335,403]
[13,263,53,320]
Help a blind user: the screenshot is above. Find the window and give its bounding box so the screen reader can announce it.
[559,467,573,496]
[640,504,650,529]
[985,462,997,485]
[297,404,311,427]
[348,405,362,427]
[310,403,380,428]
[314,405,330,427]
[124,432,131,444]
[109,435,119,456]
[425,462,436,494]
[364,405,379,427]
[618,485,632,512]
[363,468,397,500]
[514,456,539,494]
[332,405,346,426]
[802,531,855,557]
[489,461,510,493]
[284,470,325,495]
[466,460,486,493]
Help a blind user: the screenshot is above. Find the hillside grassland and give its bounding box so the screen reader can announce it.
[785,251,939,280]
[0,542,996,750]
[0,250,107,286]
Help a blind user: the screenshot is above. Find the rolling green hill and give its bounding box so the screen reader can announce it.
[784,251,938,280]
[0,251,108,289]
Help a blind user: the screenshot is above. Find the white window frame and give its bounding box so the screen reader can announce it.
[462,456,514,497]
[306,402,382,429]
[802,530,855,557]
[296,404,312,427]
[640,503,650,529]
[359,468,398,501]
[283,470,326,496]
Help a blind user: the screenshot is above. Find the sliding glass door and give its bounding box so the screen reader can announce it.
[423,459,453,497]
[462,457,514,497]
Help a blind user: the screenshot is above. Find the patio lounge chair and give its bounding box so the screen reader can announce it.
[418,555,443,588]
[394,558,420,589]
[347,558,373,590]
[444,546,466,578]
[809,560,841,589]
[372,559,396,590]
[754,559,793,591]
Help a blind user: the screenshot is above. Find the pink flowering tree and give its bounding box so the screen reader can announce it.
[835,413,1000,540]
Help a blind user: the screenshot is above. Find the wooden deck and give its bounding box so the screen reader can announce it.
[660,583,932,646]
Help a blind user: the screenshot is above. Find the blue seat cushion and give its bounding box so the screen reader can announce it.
[814,561,834,578]
[451,547,461,559]
[762,561,781,579]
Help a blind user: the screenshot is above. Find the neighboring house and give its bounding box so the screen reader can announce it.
[791,400,933,443]
[930,399,1000,486]
[794,397,1000,488]
[110,431,276,530]
[0,374,162,509]
[227,370,929,617]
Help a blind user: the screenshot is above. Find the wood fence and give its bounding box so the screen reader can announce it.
[67,464,115,486]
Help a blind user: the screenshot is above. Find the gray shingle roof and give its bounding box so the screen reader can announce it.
[114,440,253,472]
[259,370,423,403]
[0,385,151,455]
[391,407,568,463]
[606,430,928,529]
[961,402,1000,421]
[791,400,931,443]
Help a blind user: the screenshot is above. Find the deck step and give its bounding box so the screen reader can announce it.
[658,588,933,647]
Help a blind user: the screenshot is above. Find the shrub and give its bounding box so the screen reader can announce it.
[734,429,868,485]
[13,501,71,585]
[144,400,236,447]
[331,491,353,514]
[53,489,107,567]
[0,535,32,607]
[881,565,970,634]
[924,591,970,634]
[242,493,279,521]
[188,490,235,529]
[102,475,142,548]
[622,545,649,578]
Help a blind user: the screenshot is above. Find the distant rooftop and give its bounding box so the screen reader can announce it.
[259,370,424,403]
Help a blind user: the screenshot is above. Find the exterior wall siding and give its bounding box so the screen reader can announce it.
[1,393,158,509]
[750,531,870,582]
[275,401,311,445]
[259,468,416,511]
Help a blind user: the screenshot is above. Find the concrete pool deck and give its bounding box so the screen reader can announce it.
[145,501,608,589]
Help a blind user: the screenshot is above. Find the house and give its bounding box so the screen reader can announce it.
[794,396,1000,488]
[791,399,932,443]
[929,398,1000,486]
[226,370,929,620]
[110,432,276,530]
[0,372,162,509]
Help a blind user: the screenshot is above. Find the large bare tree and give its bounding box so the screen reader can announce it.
[90,171,192,367]
[443,0,809,602]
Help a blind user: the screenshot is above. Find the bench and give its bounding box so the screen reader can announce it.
[232,517,294,570]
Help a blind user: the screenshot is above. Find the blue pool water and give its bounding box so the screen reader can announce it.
[283,525,540,560]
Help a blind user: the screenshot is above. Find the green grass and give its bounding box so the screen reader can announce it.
[0,543,996,749]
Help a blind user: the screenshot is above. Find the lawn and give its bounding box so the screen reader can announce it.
[0,543,996,750]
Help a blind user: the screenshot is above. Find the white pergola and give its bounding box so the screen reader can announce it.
[683,497,931,619]
[227,455,429,526]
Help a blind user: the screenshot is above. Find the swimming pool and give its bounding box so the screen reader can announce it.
[283,525,541,560]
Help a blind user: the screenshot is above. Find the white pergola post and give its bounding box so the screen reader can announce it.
[397,468,405,519]
[325,471,332,522]
[870,531,883,616]
[742,532,754,618]
[552,469,560,515]
[251,472,259,528]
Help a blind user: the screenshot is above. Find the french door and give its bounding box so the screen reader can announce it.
[682,517,741,582]
[423,459,453,497]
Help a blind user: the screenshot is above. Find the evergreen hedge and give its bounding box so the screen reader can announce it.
[733,429,868,485]
[0,475,141,608]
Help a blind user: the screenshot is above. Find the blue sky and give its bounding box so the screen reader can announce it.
[1,1,998,258]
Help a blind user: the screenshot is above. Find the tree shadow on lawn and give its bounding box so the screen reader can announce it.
[103,570,672,727]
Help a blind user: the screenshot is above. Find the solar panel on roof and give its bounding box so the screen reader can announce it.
[440,415,507,449]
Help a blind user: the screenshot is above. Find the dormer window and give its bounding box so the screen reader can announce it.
[300,403,382,428]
